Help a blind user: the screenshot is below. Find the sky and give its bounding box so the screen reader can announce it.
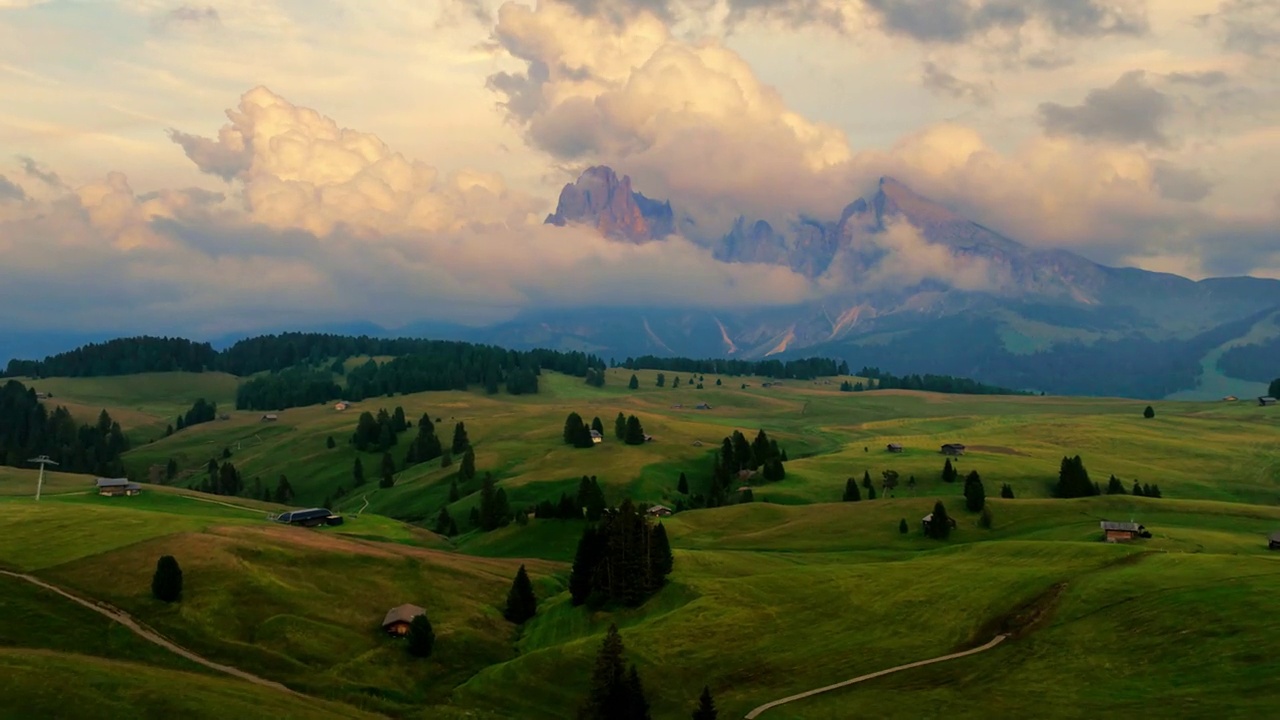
[1,0,1277,336]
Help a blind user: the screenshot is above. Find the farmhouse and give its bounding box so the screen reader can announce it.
[382,604,426,636]
[275,508,344,527]
[646,504,673,518]
[261,413,279,422]
[1261,397,1277,407]
[921,513,956,533]
[590,429,603,444]
[887,443,904,453]
[695,403,713,410]
[1100,521,1147,542]
[95,478,141,497]
[1269,532,1280,551]
[941,443,966,456]
[34,391,50,400]
[334,402,349,411]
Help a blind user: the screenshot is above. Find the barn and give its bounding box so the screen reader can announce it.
[95,478,142,497]
[1100,521,1147,542]
[275,508,344,527]
[382,604,426,636]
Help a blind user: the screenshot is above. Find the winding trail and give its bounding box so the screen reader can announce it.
[0,569,296,695]
[743,634,1009,719]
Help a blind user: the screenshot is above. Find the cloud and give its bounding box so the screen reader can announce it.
[860,0,1148,42]
[0,86,815,335]
[0,0,51,8]
[1151,161,1213,202]
[17,155,64,188]
[857,217,1004,292]
[0,175,24,202]
[920,61,993,104]
[1206,0,1280,58]
[1037,70,1173,146]
[1166,70,1229,87]
[153,4,221,31]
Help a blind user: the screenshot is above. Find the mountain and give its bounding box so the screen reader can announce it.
[545,166,674,243]
[500,168,1280,398]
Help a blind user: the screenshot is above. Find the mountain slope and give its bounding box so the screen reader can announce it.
[544,166,674,243]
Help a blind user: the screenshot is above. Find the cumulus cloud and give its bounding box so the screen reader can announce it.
[17,156,64,188]
[0,87,815,334]
[1038,70,1173,147]
[857,218,1003,292]
[1166,70,1229,87]
[1206,0,1280,58]
[1151,161,1213,203]
[153,4,220,31]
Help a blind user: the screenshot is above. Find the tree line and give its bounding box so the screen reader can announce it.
[570,499,674,609]
[0,380,128,476]
[4,336,217,378]
[617,355,847,380]
[845,367,1027,395]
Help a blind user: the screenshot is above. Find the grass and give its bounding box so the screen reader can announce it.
[5,367,1280,717]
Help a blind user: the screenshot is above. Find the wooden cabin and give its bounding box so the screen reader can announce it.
[887,443,904,453]
[1261,397,1278,407]
[1269,532,1280,551]
[95,478,141,497]
[382,604,426,636]
[261,413,279,422]
[1100,521,1145,543]
[646,504,673,518]
[941,443,966,456]
[590,429,603,444]
[921,513,957,533]
[275,508,343,527]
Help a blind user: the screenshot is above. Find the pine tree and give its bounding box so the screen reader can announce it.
[392,406,407,433]
[406,613,435,658]
[579,625,628,720]
[1056,455,1097,498]
[656,373,665,388]
[677,472,689,494]
[1149,484,1162,498]
[842,478,861,502]
[615,412,627,441]
[692,686,718,720]
[1106,475,1126,494]
[565,412,586,445]
[326,435,336,449]
[862,470,872,490]
[448,479,460,502]
[592,416,605,436]
[963,470,985,512]
[460,448,477,480]
[1133,480,1145,496]
[898,518,908,534]
[979,505,993,529]
[435,507,454,535]
[926,500,952,540]
[715,378,722,386]
[867,486,876,500]
[1143,405,1155,419]
[1000,483,1014,499]
[651,523,674,580]
[504,564,538,624]
[628,374,639,390]
[624,415,646,445]
[165,458,178,481]
[151,555,183,603]
[451,421,470,454]
[626,665,652,720]
[942,458,958,483]
[274,475,293,503]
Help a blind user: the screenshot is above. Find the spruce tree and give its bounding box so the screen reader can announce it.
[692,686,718,720]
[448,479,460,502]
[677,472,689,494]
[651,523,674,580]
[592,416,605,436]
[1143,405,1155,419]
[565,412,586,445]
[579,625,628,720]
[626,665,652,720]
[1133,480,1145,496]
[1000,483,1014,499]
[867,486,876,500]
[862,470,872,490]
[656,373,665,388]
[926,500,952,540]
[406,613,435,658]
[628,374,639,390]
[843,478,861,502]
[1106,475,1126,494]
[461,448,477,480]
[615,412,627,441]
[151,555,183,603]
[165,458,178,481]
[451,421,470,455]
[435,507,454,535]
[326,435,336,449]
[899,518,908,534]
[942,458,958,483]
[624,415,646,445]
[504,564,538,624]
[963,470,985,512]
[274,475,293,503]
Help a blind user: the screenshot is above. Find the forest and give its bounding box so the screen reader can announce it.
[617,355,846,380]
[0,380,129,476]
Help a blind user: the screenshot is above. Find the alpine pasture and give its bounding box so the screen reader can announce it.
[2,366,1279,719]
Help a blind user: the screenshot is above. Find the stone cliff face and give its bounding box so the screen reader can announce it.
[544,166,674,243]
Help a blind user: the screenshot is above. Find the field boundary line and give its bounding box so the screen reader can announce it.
[0,569,296,695]
[743,634,1008,719]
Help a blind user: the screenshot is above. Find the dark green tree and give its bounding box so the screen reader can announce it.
[564,412,586,445]
[867,485,877,500]
[861,470,872,490]
[628,374,639,390]
[624,415,646,445]
[656,373,665,388]
[677,472,689,494]
[165,458,178,481]
[942,458,958,483]
[352,411,378,451]
[326,435,336,449]
[715,378,722,386]
[448,478,460,502]
[651,523,674,579]
[391,406,407,433]
[441,449,453,468]
[615,412,627,441]
[406,613,435,658]
[1143,405,1155,419]
[504,564,538,624]
[926,500,952,540]
[963,470,985,512]
[352,457,365,486]
[435,507,454,535]
[1000,483,1014,499]
[151,555,183,603]
[899,518,909,534]
[1106,475,1126,494]
[1269,378,1280,399]
[692,686,718,720]
[273,475,293,503]
[579,625,627,720]
[979,506,993,529]
[477,475,511,531]
[221,446,232,459]
[1056,455,1097,498]
[1133,480,1145,496]
[460,447,477,480]
[842,478,861,502]
[592,416,605,436]
[451,421,470,455]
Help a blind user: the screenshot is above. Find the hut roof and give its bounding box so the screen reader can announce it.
[95,478,130,488]
[1100,521,1142,532]
[382,604,426,628]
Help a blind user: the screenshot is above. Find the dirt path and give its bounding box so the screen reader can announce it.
[743,634,1009,719]
[0,569,296,695]
[178,494,269,514]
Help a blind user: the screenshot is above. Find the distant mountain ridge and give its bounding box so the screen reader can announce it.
[544,166,674,243]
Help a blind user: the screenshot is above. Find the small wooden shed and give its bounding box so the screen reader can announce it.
[941,443,966,456]
[95,478,142,497]
[1100,521,1145,543]
[886,443,903,453]
[646,504,673,518]
[382,604,426,636]
[1269,532,1280,551]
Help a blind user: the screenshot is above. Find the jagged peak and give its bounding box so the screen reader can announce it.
[874,176,962,225]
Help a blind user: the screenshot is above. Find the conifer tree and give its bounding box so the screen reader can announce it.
[1133,480,1144,496]
[1143,405,1155,419]
[565,412,586,445]
[926,500,952,540]
[942,458,958,483]
[1106,475,1126,494]
[627,665,652,720]
[862,470,872,490]
[979,505,993,529]
[151,555,183,603]
[615,412,627,441]
[274,475,293,503]
[651,523,674,579]
[592,416,605,436]
[504,564,538,624]
[624,415,646,445]
[692,686,718,720]
[448,478,460,502]
[1000,483,1014,499]
[326,435,336,449]
[899,518,908,534]
[867,485,876,500]
[165,458,178,481]
[963,470,985,512]
[451,421,470,454]
[579,625,628,720]
[656,373,665,388]
[440,449,453,468]
[461,447,477,480]
[406,613,435,658]
[435,507,454,535]
[843,478,861,502]
[677,472,689,494]
[628,374,640,390]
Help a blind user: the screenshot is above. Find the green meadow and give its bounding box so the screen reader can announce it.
[2,367,1279,718]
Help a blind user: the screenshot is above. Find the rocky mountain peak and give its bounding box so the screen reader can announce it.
[544,165,674,244]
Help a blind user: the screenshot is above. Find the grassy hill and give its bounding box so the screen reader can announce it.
[3,368,1280,718]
